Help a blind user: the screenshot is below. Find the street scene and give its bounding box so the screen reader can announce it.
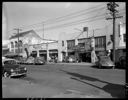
[2,2,126,98]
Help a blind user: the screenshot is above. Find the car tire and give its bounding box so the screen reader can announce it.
[4,72,10,78]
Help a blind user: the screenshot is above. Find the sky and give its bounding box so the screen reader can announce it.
[2,2,125,41]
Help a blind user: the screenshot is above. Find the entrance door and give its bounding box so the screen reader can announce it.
[31,51,37,58]
[79,53,86,62]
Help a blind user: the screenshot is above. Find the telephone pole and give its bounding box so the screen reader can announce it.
[106,2,123,67]
[14,28,22,55]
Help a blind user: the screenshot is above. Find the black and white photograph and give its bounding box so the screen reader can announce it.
[2,2,126,98]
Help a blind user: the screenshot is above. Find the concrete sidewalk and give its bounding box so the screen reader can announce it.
[48,62,95,66]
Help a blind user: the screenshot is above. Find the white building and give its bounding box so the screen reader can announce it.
[8,30,58,61]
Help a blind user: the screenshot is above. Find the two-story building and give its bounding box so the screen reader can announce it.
[58,22,126,62]
[8,30,58,61]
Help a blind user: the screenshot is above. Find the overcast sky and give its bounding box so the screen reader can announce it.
[2,2,125,40]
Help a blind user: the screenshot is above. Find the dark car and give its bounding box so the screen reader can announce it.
[4,53,24,64]
[96,56,115,68]
[2,58,27,78]
[115,56,126,69]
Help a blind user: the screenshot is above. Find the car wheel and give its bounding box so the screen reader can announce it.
[4,72,10,78]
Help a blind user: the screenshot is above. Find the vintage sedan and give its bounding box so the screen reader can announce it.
[96,56,115,68]
[34,57,45,65]
[25,56,35,65]
[2,58,27,78]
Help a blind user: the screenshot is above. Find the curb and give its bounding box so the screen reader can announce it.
[56,62,95,66]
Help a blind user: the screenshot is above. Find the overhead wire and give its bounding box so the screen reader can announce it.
[6,6,125,33]
[44,7,106,24]
[36,10,125,31]
[18,3,107,29]
[69,23,112,40]
[7,5,106,33]
[69,7,108,40]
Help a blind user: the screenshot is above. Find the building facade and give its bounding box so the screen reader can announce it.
[58,22,126,62]
[9,30,58,61]
[8,22,126,63]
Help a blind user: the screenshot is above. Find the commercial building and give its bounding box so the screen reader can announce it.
[8,23,125,63]
[8,30,58,61]
[58,22,126,62]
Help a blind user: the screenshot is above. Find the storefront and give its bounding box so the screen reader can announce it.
[49,49,58,58]
[31,51,37,58]
[39,50,47,60]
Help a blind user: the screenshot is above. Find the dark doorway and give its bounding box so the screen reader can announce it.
[79,52,91,62]
[31,51,37,58]
[79,53,86,62]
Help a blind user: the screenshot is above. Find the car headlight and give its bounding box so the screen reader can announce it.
[24,67,27,70]
[11,69,14,72]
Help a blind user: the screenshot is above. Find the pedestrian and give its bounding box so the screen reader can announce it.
[107,50,111,57]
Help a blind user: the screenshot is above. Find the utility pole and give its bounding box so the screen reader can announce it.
[93,30,94,37]
[14,28,22,55]
[106,2,123,67]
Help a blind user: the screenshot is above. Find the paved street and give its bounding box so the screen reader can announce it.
[2,63,125,98]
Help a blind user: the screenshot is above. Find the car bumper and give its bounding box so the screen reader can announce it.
[102,65,115,67]
[10,72,27,77]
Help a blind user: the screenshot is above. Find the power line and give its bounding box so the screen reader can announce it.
[36,13,107,31]
[44,7,106,24]
[35,11,125,31]
[23,9,125,32]
[18,4,106,29]
[69,23,112,40]
[6,7,125,33]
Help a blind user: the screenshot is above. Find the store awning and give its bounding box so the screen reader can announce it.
[49,50,58,54]
[39,50,47,54]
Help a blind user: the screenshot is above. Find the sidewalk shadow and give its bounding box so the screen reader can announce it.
[60,69,125,98]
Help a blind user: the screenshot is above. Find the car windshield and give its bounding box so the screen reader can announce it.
[4,60,17,65]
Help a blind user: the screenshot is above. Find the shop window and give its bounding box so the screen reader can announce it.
[15,49,18,53]
[67,40,75,49]
[78,43,85,48]
[11,42,14,48]
[95,36,106,48]
[110,35,113,42]
[15,41,18,47]
[19,40,23,47]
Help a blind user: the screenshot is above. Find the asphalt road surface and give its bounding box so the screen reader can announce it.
[2,63,126,98]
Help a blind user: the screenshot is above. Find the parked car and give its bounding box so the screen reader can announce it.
[19,57,27,64]
[2,58,27,78]
[68,55,76,63]
[115,56,126,69]
[25,56,35,64]
[34,57,45,65]
[4,53,23,64]
[96,56,115,68]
